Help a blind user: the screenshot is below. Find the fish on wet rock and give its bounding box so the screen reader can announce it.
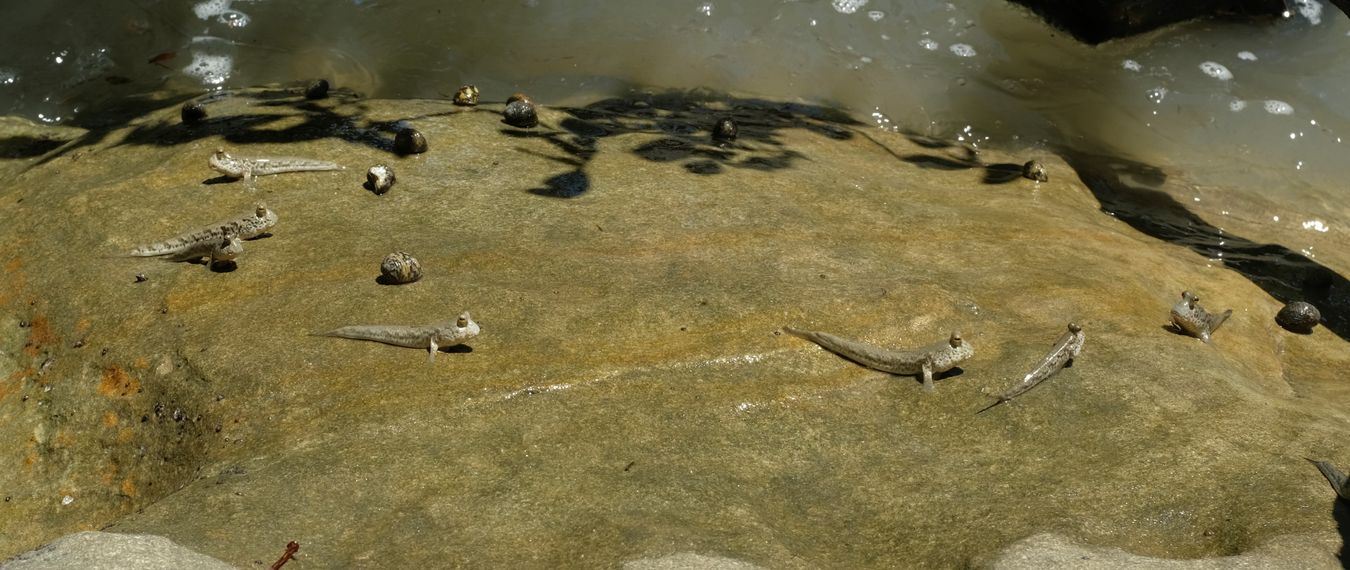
[978,323,1084,414]
[783,326,972,391]
[1168,290,1231,343]
[124,204,277,266]
[316,312,481,363]
[209,149,343,181]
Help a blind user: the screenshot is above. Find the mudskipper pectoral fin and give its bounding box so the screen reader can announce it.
[921,362,935,391]
[428,338,439,363]
[1309,458,1349,499]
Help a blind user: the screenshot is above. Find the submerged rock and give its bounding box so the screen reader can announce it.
[1007,0,1286,44]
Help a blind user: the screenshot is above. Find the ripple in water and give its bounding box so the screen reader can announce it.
[949,43,976,57]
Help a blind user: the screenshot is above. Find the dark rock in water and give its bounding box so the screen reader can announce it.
[180,101,206,124]
[1022,160,1048,182]
[366,164,395,195]
[1276,301,1321,334]
[1006,0,1285,44]
[305,79,330,100]
[713,117,738,142]
[393,128,427,155]
[503,100,538,128]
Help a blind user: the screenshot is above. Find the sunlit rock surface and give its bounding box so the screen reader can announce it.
[0,87,1347,568]
[0,532,233,570]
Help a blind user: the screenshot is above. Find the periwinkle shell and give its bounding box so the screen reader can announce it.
[393,128,428,155]
[181,101,207,124]
[1022,160,1048,182]
[713,117,738,142]
[305,79,330,100]
[453,85,479,106]
[380,252,422,285]
[1276,301,1321,333]
[366,164,395,195]
[503,98,538,128]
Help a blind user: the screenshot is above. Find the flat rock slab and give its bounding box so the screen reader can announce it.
[0,532,233,570]
[0,87,1347,567]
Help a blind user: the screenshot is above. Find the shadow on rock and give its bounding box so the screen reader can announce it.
[862,131,1026,185]
[1063,151,1350,341]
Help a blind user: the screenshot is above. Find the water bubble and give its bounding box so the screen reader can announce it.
[0,69,16,85]
[1263,100,1294,115]
[1237,51,1257,61]
[61,495,74,506]
[1302,219,1329,232]
[867,10,885,21]
[1146,87,1168,104]
[918,38,939,51]
[698,2,712,16]
[1122,59,1141,72]
[832,0,868,15]
[949,43,976,57]
[1198,61,1232,80]
[1229,99,1246,112]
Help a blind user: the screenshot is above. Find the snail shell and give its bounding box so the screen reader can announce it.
[305,79,330,100]
[503,99,538,128]
[1275,301,1321,333]
[366,164,396,195]
[713,117,738,142]
[181,101,207,124]
[393,128,428,155]
[453,85,480,106]
[380,252,422,284]
[506,92,532,105]
[1022,160,1048,182]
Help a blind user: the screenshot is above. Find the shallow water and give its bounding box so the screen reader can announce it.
[0,3,1346,295]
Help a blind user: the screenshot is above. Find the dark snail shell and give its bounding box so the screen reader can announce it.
[181,101,207,124]
[393,128,428,155]
[305,79,330,100]
[380,252,422,285]
[713,117,738,142]
[503,100,538,128]
[1275,301,1321,334]
[453,85,480,106]
[1022,160,1048,182]
[506,92,532,105]
[366,164,395,195]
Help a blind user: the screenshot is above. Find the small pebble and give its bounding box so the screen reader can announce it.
[1022,160,1048,182]
[393,128,428,155]
[305,79,330,100]
[134,273,148,283]
[180,101,207,124]
[713,117,738,142]
[1275,301,1321,333]
[503,99,538,128]
[366,164,396,195]
[453,85,479,106]
[380,252,422,284]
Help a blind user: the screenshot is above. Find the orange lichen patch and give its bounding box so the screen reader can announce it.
[102,411,119,428]
[75,317,91,334]
[116,427,135,444]
[98,366,140,398]
[132,356,148,370]
[22,441,37,468]
[120,477,138,498]
[51,428,75,449]
[22,316,59,357]
[0,367,29,401]
[2,258,19,273]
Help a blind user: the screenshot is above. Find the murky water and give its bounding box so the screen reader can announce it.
[0,0,1346,260]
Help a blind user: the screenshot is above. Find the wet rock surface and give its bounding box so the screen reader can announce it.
[0,532,234,570]
[0,87,1348,568]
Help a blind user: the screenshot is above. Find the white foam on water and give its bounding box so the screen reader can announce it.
[1294,0,1323,24]
[1302,219,1329,232]
[1229,99,1247,112]
[1237,51,1257,61]
[193,0,231,20]
[1146,87,1168,104]
[1264,100,1294,115]
[918,38,939,51]
[698,2,712,16]
[867,10,884,21]
[1122,59,1141,72]
[182,52,233,86]
[832,0,868,15]
[1199,61,1232,80]
[949,43,976,57]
